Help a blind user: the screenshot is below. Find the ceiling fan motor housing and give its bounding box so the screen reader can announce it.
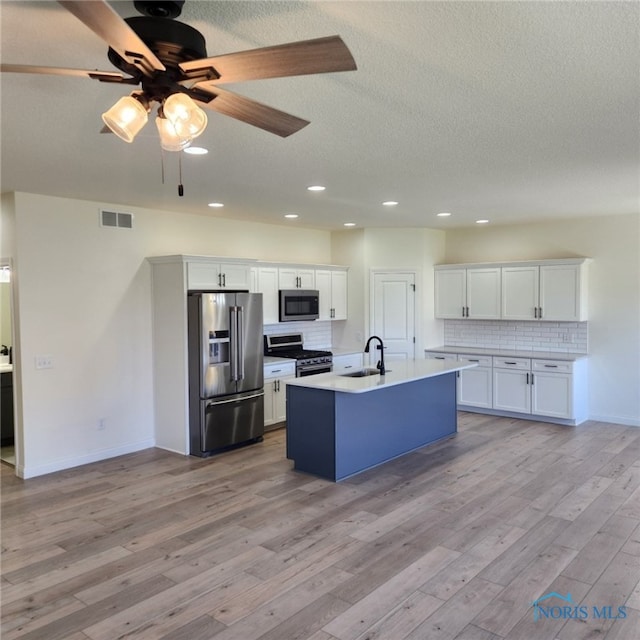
[107,16,207,81]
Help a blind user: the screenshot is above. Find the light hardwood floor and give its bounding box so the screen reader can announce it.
[2,413,640,640]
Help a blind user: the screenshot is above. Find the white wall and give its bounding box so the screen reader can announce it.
[444,213,640,426]
[10,192,332,477]
[330,227,446,353]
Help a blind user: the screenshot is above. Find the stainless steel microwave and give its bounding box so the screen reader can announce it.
[279,290,319,322]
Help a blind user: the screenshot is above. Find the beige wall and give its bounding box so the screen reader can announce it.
[444,213,640,425]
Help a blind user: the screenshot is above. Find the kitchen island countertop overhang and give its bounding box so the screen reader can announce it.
[285,359,477,481]
[286,358,478,393]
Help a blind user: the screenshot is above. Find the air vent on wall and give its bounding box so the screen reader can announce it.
[100,209,134,229]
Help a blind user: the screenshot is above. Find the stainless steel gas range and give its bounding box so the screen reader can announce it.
[264,333,332,377]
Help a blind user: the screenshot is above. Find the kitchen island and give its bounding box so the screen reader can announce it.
[285,359,476,481]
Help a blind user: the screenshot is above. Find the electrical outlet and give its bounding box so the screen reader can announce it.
[356,332,363,343]
[35,355,53,369]
[97,418,106,431]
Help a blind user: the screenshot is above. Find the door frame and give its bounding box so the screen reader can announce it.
[369,268,419,361]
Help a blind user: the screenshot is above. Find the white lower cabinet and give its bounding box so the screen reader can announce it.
[425,350,587,425]
[332,352,363,374]
[263,361,295,428]
[493,358,532,413]
[457,355,493,409]
[531,359,581,420]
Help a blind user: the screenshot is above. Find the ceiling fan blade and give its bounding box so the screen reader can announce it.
[58,0,166,76]
[195,86,309,137]
[0,63,131,83]
[180,35,357,83]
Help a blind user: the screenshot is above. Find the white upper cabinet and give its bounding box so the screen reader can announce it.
[539,263,587,321]
[278,267,315,289]
[438,259,589,322]
[435,267,500,319]
[502,262,588,321]
[255,266,279,325]
[501,266,540,320]
[187,261,251,290]
[316,269,348,320]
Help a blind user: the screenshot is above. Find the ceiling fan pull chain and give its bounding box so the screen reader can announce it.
[178,152,184,196]
[160,148,166,185]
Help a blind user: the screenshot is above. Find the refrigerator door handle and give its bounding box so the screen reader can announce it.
[237,305,245,380]
[206,390,264,407]
[229,306,239,381]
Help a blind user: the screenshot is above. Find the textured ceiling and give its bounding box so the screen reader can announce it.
[1,1,638,230]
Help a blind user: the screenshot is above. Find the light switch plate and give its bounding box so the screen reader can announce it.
[35,355,53,369]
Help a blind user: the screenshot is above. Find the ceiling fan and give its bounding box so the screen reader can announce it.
[1,0,357,149]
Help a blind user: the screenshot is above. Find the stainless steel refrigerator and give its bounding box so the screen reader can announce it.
[187,291,264,456]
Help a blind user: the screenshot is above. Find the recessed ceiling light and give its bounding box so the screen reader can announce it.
[382,201,398,206]
[437,212,452,217]
[476,219,489,224]
[208,202,224,208]
[307,185,326,192]
[343,222,356,227]
[184,146,208,155]
[284,213,299,219]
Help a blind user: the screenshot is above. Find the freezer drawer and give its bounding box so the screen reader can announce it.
[192,390,265,456]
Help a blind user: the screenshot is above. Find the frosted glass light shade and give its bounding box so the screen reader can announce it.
[163,92,208,139]
[101,96,148,143]
[155,116,192,152]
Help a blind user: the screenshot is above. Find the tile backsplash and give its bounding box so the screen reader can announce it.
[263,321,332,349]
[444,320,588,353]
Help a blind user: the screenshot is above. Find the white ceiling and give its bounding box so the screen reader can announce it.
[1,1,638,231]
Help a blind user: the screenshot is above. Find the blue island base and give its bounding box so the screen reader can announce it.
[286,371,457,481]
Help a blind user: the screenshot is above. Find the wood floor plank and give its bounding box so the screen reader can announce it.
[2,417,639,640]
[322,545,459,640]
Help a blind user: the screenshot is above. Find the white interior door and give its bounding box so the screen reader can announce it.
[371,271,416,362]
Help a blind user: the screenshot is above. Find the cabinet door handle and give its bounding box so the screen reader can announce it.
[538,307,542,318]
[531,373,534,385]
[534,307,538,318]
[462,306,466,318]
[526,373,529,384]
[466,306,470,317]
[222,273,226,287]
[218,273,222,286]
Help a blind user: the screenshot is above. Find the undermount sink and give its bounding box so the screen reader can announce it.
[340,367,384,378]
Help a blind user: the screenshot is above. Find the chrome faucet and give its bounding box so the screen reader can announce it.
[364,335,386,375]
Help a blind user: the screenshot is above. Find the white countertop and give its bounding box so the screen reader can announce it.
[285,359,475,394]
[264,356,296,365]
[425,346,588,361]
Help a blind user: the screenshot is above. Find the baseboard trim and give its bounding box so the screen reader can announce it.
[588,414,640,427]
[16,438,155,479]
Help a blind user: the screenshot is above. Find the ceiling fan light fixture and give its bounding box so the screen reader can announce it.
[155,116,192,152]
[163,92,207,139]
[101,95,148,143]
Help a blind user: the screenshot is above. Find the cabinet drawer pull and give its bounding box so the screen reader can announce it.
[468,359,480,362]
[271,369,282,373]
[544,364,558,368]
[344,365,353,369]
[505,361,518,365]
[435,356,446,360]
